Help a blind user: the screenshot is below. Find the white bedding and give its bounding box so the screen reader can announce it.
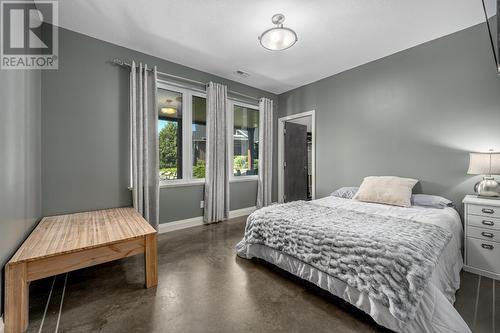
[239,196,470,333]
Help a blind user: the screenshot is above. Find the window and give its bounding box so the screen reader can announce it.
[192,96,206,179]
[157,83,258,185]
[230,102,259,178]
[158,83,206,184]
[158,89,183,180]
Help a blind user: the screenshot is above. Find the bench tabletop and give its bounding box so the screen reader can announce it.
[9,207,156,263]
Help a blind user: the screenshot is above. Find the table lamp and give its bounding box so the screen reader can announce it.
[467,150,500,197]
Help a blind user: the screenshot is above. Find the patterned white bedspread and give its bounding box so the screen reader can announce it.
[237,200,452,322]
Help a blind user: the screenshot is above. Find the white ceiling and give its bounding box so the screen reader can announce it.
[57,0,486,94]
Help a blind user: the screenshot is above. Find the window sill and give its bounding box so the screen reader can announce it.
[230,176,258,183]
[159,179,205,188]
[157,176,258,188]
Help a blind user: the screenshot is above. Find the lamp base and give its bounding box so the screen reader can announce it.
[474,176,500,197]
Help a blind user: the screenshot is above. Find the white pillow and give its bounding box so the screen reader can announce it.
[353,176,418,207]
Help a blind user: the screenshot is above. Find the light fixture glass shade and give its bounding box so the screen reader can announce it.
[161,107,177,115]
[259,27,297,51]
[467,152,500,175]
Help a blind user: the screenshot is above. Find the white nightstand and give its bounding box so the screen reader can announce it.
[463,195,500,280]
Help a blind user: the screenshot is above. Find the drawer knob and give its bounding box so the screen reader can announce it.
[482,243,494,250]
[482,231,494,238]
[482,208,495,214]
[482,220,495,226]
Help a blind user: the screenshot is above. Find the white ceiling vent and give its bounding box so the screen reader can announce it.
[234,70,250,78]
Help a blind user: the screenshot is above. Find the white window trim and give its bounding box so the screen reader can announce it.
[229,176,258,183]
[157,82,207,187]
[160,178,205,188]
[228,99,259,183]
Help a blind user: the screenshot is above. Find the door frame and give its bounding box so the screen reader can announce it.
[278,110,316,203]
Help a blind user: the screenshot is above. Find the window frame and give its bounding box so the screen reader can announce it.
[228,99,260,183]
[157,81,207,187]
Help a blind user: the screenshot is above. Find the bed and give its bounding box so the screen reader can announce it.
[236,196,470,333]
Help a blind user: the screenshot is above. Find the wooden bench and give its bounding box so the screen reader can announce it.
[4,207,158,333]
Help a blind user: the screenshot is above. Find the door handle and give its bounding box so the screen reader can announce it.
[482,208,495,214]
[482,231,494,238]
[482,243,494,250]
[482,220,495,226]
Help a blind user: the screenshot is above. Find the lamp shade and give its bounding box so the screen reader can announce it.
[259,27,297,51]
[259,14,298,51]
[467,152,500,175]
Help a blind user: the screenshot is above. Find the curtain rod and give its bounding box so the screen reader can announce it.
[111,58,260,102]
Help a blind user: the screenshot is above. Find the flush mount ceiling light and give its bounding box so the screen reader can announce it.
[161,107,176,115]
[259,14,298,51]
[161,99,177,115]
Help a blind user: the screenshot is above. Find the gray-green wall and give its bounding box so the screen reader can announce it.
[41,28,277,223]
[278,23,500,207]
[0,70,42,313]
[41,22,499,224]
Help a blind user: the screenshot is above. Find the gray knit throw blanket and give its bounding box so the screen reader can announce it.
[237,201,452,322]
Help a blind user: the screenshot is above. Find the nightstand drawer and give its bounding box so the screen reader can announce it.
[467,214,500,230]
[468,204,500,219]
[468,226,500,243]
[467,237,500,274]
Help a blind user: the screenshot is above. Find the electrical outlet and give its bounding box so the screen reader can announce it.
[200,200,204,209]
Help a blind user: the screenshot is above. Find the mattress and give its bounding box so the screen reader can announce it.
[236,196,471,333]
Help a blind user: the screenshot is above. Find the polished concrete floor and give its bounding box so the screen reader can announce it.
[22,216,498,333]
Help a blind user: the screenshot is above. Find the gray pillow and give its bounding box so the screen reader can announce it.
[330,187,359,199]
[411,194,454,209]
[330,187,453,209]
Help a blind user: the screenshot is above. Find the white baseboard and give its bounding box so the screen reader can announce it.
[158,215,204,233]
[228,206,257,219]
[158,206,256,234]
[0,315,4,333]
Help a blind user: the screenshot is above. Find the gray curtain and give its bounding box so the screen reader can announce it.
[204,82,229,223]
[130,61,159,229]
[257,98,273,208]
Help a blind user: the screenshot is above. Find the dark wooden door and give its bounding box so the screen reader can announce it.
[284,122,308,202]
